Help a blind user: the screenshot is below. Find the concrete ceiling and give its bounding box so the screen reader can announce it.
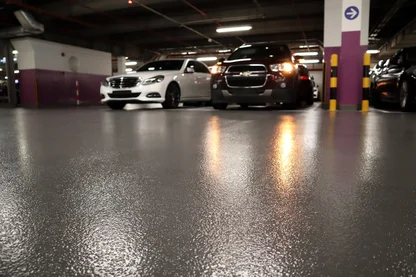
[1,0,414,61]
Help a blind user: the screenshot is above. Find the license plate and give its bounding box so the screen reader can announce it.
[112,90,132,94]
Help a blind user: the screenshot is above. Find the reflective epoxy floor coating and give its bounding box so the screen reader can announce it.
[1,105,416,276]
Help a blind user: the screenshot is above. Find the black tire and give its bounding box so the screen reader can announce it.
[239,104,249,109]
[162,83,180,109]
[108,102,126,110]
[400,81,413,112]
[213,103,228,110]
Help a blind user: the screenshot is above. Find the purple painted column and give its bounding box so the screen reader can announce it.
[338,32,367,108]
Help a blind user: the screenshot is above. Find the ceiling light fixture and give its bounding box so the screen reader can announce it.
[128,0,133,4]
[216,26,252,33]
[125,68,133,72]
[14,70,19,74]
[298,59,321,64]
[187,51,197,55]
[294,52,319,56]
[218,49,231,53]
[125,61,137,66]
[125,56,129,59]
[299,44,319,48]
[366,49,380,54]
[197,57,218,61]
[12,50,18,54]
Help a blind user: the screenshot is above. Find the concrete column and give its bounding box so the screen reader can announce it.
[117,56,126,75]
[323,0,370,110]
[338,0,369,110]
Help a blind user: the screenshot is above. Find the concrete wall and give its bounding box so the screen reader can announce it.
[11,38,111,106]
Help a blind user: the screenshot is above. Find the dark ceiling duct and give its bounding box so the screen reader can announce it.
[0,10,44,38]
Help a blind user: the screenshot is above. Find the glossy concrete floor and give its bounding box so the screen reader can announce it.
[1,104,416,276]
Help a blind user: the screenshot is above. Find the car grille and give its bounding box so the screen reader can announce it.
[109,92,141,98]
[226,76,267,88]
[227,65,267,73]
[109,77,140,88]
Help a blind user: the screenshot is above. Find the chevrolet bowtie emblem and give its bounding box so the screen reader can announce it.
[241,71,251,77]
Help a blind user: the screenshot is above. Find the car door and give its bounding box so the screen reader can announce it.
[181,60,198,100]
[194,61,212,99]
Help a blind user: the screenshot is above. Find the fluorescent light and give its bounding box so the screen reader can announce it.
[367,50,380,54]
[125,68,133,72]
[13,58,17,62]
[181,52,188,55]
[12,50,18,54]
[187,51,196,55]
[0,68,2,71]
[299,44,319,48]
[216,26,252,33]
[218,49,231,53]
[197,57,218,61]
[125,61,137,66]
[14,70,19,73]
[299,59,321,64]
[127,71,136,74]
[294,52,319,56]
[239,44,252,48]
[5,76,8,79]
[125,56,129,59]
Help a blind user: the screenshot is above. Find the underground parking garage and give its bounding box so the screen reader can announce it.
[1,0,416,276]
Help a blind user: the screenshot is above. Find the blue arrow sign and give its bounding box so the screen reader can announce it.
[344,6,359,20]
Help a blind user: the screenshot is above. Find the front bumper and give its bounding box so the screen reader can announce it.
[211,76,298,104]
[100,83,166,104]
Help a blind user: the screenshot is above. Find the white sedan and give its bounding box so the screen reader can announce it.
[100,59,212,109]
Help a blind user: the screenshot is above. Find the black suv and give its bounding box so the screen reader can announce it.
[211,43,314,109]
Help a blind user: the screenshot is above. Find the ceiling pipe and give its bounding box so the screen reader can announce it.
[181,0,245,45]
[5,0,103,29]
[369,0,407,42]
[65,0,189,47]
[132,0,225,47]
[291,0,310,51]
[0,10,44,38]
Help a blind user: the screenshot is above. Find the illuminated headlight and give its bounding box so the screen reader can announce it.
[211,65,227,74]
[142,75,164,85]
[270,63,293,73]
[101,80,109,87]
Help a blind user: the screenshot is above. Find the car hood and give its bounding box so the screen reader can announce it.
[107,71,179,80]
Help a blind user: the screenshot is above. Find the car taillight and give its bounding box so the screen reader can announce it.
[269,62,294,73]
[300,75,309,81]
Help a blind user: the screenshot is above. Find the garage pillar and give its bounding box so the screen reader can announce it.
[117,57,126,75]
[324,0,370,110]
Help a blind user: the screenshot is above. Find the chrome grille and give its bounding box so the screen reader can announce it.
[109,77,140,88]
[226,65,267,73]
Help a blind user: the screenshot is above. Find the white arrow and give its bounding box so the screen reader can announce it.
[346,8,358,19]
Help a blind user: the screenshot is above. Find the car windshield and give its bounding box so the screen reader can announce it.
[137,60,184,71]
[228,45,291,61]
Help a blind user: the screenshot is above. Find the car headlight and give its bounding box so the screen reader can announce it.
[270,63,293,73]
[101,80,109,87]
[211,65,227,74]
[142,75,164,86]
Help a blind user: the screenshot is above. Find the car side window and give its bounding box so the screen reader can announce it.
[186,61,196,72]
[195,62,210,74]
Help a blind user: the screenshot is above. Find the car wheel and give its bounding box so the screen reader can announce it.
[400,81,412,112]
[213,103,228,110]
[239,104,249,109]
[108,102,126,110]
[162,83,180,109]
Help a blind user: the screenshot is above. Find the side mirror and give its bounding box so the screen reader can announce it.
[186,67,195,73]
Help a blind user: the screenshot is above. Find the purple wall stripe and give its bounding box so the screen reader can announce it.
[19,69,107,106]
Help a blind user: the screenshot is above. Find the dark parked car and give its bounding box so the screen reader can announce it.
[210,43,314,110]
[372,47,416,111]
